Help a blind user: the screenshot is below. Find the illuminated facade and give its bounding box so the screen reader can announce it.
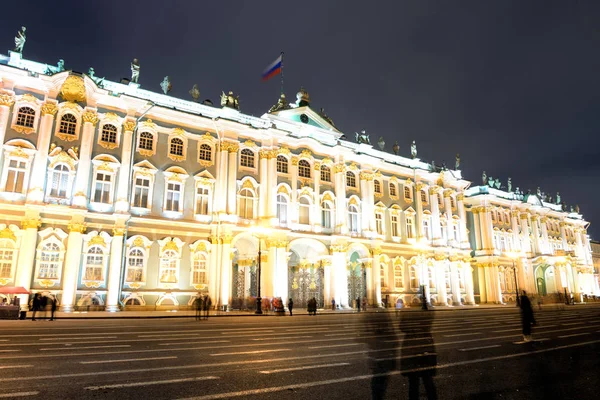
[0,51,597,312]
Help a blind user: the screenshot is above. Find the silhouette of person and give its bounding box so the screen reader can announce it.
[520,290,536,342]
[31,293,41,321]
[287,298,294,316]
[365,308,396,400]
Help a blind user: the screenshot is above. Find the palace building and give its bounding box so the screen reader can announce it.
[0,50,598,312]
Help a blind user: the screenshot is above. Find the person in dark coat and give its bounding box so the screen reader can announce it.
[287,298,293,316]
[203,295,212,320]
[520,290,536,342]
[356,296,361,312]
[49,296,58,321]
[31,293,41,321]
[331,298,336,311]
[194,295,203,321]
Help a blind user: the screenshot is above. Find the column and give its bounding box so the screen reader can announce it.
[213,145,225,214]
[313,163,321,231]
[457,194,469,247]
[27,101,57,203]
[530,216,541,255]
[520,214,532,254]
[334,163,346,235]
[0,91,14,177]
[323,258,332,308]
[331,244,349,307]
[436,260,448,305]
[372,249,382,306]
[227,144,238,215]
[219,235,232,308]
[114,120,136,213]
[14,216,40,310]
[510,211,521,251]
[105,227,125,312]
[574,228,584,260]
[274,242,288,301]
[290,156,299,225]
[540,217,550,254]
[429,188,442,242]
[360,174,370,236]
[463,263,475,304]
[480,207,494,251]
[443,191,453,244]
[263,241,276,298]
[208,237,219,304]
[365,260,373,306]
[72,109,98,208]
[559,222,568,250]
[258,150,268,219]
[267,152,277,220]
[478,264,487,303]
[450,262,462,305]
[472,208,482,251]
[572,265,582,302]
[415,183,425,238]
[60,219,86,312]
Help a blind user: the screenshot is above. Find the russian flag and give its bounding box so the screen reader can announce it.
[262,54,282,81]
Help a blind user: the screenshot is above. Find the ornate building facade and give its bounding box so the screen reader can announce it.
[0,51,597,312]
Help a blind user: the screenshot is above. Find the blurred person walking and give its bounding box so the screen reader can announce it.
[520,290,536,342]
[287,298,293,316]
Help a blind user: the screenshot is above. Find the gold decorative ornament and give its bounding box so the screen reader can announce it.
[60,75,86,102]
[112,228,125,236]
[416,182,425,191]
[68,222,86,233]
[456,193,464,201]
[348,162,359,171]
[300,149,312,159]
[194,242,207,252]
[322,192,333,202]
[168,154,185,162]
[13,124,35,135]
[132,236,145,248]
[41,102,58,116]
[21,218,41,230]
[243,140,257,148]
[141,119,156,128]
[139,149,153,157]
[82,111,98,125]
[359,171,373,181]
[222,234,233,244]
[89,235,106,246]
[313,162,321,171]
[291,156,299,166]
[0,93,15,107]
[241,180,254,189]
[333,163,345,173]
[97,162,113,172]
[278,147,291,155]
[443,189,454,198]
[9,147,28,159]
[161,240,179,253]
[371,247,382,256]
[39,279,56,288]
[0,228,16,241]
[20,93,38,103]
[83,281,102,288]
[259,150,270,159]
[173,127,185,136]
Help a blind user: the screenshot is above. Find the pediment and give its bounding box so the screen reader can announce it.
[269,106,340,133]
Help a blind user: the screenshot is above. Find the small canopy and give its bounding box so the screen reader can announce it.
[0,286,30,294]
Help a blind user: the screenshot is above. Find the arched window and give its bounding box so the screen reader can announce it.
[126,248,144,282]
[389,182,397,197]
[299,197,311,225]
[394,264,404,289]
[380,265,386,287]
[346,171,356,188]
[100,124,117,144]
[374,180,382,194]
[159,250,178,283]
[59,114,77,135]
[321,201,333,229]
[320,165,331,182]
[198,144,212,161]
[409,266,418,289]
[276,155,288,173]
[49,164,70,198]
[348,204,360,233]
[298,160,311,178]
[240,149,255,168]
[192,253,207,284]
[84,246,104,281]
[139,132,154,151]
[404,185,412,200]
[276,194,288,226]
[0,239,15,278]
[420,190,428,204]
[170,138,184,157]
[375,212,383,235]
[39,243,60,279]
[16,106,35,128]
[238,188,255,219]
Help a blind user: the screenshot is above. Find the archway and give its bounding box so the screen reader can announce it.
[288,238,328,308]
[347,251,367,307]
[231,235,258,310]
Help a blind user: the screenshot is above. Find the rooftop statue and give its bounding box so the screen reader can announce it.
[392,141,399,155]
[221,91,240,110]
[160,76,172,95]
[482,171,487,185]
[488,176,495,188]
[189,84,200,102]
[516,187,521,195]
[355,130,370,145]
[319,108,335,127]
[268,93,289,113]
[87,67,105,87]
[556,192,561,204]
[45,59,65,75]
[411,140,417,159]
[536,187,541,197]
[575,204,580,213]
[377,136,385,151]
[431,160,436,172]
[455,153,460,170]
[131,59,140,83]
[14,26,26,54]
[507,177,512,192]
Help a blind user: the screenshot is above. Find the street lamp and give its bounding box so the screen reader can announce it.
[251,227,269,315]
[506,251,520,306]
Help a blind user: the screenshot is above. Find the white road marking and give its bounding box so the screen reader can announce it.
[0,365,32,369]
[259,363,350,374]
[251,336,312,341]
[375,353,436,362]
[174,339,600,400]
[40,345,131,351]
[39,336,117,341]
[0,350,19,353]
[443,332,482,338]
[308,343,361,349]
[138,333,203,338]
[85,376,219,390]
[493,325,557,333]
[80,356,178,364]
[210,349,290,356]
[558,333,590,339]
[158,340,230,346]
[0,392,38,398]
[458,345,501,352]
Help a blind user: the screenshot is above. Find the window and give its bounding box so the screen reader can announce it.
[298,160,311,178]
[238,188,255,219]
[192,253,207,284]
[423,217,431,240]
[375,212,383,235]
[195,186,209,215]
[389,183,397,197]
[170,138,184,157]
[420,190,428,204]
[59,114,77,135]
[394,265,403,289]
[348,204,360,233]
[276,194,288,226]
[452,224,460,242]
[16,107,35,128]
[491,211,497,223]
[409,266,418,289]
[84,246,104,281]
[0,240,14,278]
[346,171,356,188]
[391,215,399,237]
[320,165,331,182]
[126,248,144,282]
[450,196,456,209]
[276,155,288,173]
[5,159,26,193]
[49,165,70,198]
[321,202,333,229]
[139,132,154,151]
[38,243,60,279]
[437,194,444,208]
[374,180,382,195]
[132,176,150,208]
[198,144,212,161]
[93,172,112,203]
[100,124,117,144]
[299,197,311,225]
[404,185,412,200]
[406,216,415,239]
[240,149,254,168]
[159,250,178,283]
[165,182,182,212]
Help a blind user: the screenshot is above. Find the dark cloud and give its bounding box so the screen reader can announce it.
[3,0,599,235]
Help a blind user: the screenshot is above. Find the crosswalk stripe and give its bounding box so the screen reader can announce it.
[259,363,349,374]
[85,376,218,390]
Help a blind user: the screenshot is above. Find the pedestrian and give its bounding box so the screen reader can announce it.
[40,295,48,320]
[287,298,293,316]
[362,297,367,311]
[520,290,536,342]
[49,295,58,321]
[331,298,336,311]
[203,295,212,320]
[356,296,361,312]
[31,293,41,321]
[195,295,202,321]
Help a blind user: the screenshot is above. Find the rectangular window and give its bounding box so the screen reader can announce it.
[196,186,209,215]
[320,167,331,182]
[132,177,150,208]
[420,190,428,204]
[93,173,112,203]
[5,159,26,193]
[389,183,397,197]
[165,182,181,212]
[0,248,13,278]
[391,215,399,237]
[406,217,414,239]
[375,213,383,235]
[423,218,431,240]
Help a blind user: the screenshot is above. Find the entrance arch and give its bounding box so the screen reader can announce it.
[288,238,328,308]
[231,234,259,309]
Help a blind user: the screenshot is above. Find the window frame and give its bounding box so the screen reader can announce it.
[98,122,120,149]
[298,159,311,179]
[137,130,157,156]
[0,144,35,197]
[320,165,332,182]
[276,155,289,174]
[346,171,357,188]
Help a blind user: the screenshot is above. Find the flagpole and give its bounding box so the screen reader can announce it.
[280,51,285,96]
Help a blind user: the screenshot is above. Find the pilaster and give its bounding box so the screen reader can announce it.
[60,218,86,312]
[27,101,57,203]
[331,243,348,307]
[14,215,41,310]
[105,225,125,312]
[227,146,237,215]
[114,120,136,213]
[72,109,98,207]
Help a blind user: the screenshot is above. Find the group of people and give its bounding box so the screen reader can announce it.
[194,294,212,320]
[30,293,58,321]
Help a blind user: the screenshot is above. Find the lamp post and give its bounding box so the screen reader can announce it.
[507,252,520,306]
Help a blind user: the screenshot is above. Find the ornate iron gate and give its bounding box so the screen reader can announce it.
[232,265,257,309]
[289,265,324,308]
[348,261,367,306]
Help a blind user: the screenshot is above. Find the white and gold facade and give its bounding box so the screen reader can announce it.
[0,51,597,312]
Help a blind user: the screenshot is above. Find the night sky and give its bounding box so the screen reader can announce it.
[3,1,600,237]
